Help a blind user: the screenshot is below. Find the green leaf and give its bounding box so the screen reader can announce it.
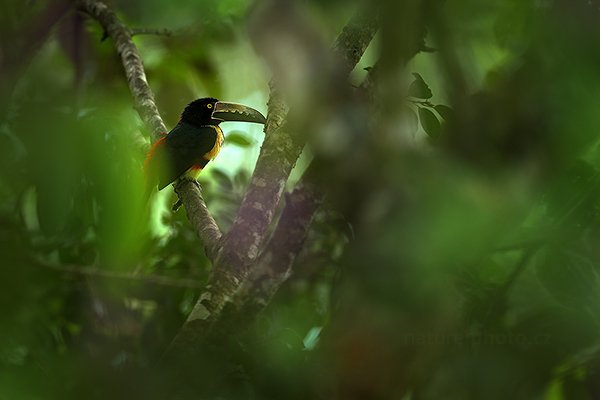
[210,169,233,190]
[536,249,600,309]
[409,73,433,99]
[233,169,250,189]
[225,131,253,147]
[434,104,453,121]
[418,107,441,138]
[544,378,564,400]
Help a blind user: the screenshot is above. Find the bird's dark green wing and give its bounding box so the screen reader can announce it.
[158,122,218,189]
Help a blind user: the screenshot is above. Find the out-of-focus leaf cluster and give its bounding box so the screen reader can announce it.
[0,0,258,397]
[3,0,600,399]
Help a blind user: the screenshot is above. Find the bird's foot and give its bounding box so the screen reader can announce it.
[172,177,202,211]
[172,199,183,212]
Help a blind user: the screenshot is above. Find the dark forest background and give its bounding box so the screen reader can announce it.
[2,0,600,399]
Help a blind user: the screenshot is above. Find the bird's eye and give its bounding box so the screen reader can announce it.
[207,104,213,109]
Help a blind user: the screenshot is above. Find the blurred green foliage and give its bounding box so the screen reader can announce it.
[2,0,600,399]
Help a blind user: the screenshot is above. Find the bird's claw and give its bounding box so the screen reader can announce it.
[172,177,202,212]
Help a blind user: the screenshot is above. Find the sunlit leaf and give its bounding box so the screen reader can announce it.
[225,131,253,147]
[233,169,250,189]
[210,168,233,190]
[303,326,322,350]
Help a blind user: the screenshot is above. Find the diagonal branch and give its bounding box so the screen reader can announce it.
[218,6,378,272]
[332,8,380,78]
[167,6,379,356]
[76,0,166,139]
[76,0,222,255]
[79,0,378,357]
[222,15,432,326]
[174,181,222,260]
[215,165,322,331]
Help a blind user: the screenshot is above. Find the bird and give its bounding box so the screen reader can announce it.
[144,98,266,191]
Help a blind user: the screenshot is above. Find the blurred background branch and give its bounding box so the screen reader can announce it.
[36,261,205,289]
[0,0,72,117]
[217,164,323,330]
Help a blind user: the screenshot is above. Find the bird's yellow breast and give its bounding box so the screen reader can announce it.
[184,126,224,180]
[205,125,224,160]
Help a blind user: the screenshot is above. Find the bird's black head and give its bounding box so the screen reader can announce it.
[180,97,267,127]
[181,97,219,126]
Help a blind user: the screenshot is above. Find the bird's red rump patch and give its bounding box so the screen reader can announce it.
[144,135,167,170]
[190,158,209,172]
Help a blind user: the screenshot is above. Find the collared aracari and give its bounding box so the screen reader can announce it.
[144,98,266,190]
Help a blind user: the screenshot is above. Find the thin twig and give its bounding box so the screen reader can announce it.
[482,246,539,328]
[483,173,600,324]
[130,27,173,37]
[37,262,205,289]
[492,238,546,253]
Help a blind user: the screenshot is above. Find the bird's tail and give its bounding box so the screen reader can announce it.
[143,135,167,199]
